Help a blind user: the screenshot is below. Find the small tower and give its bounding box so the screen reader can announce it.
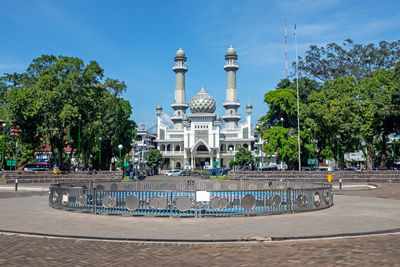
[156,104,163,137]
[223,45,241,129]
[246,102,253,137]
[171,48,189,130]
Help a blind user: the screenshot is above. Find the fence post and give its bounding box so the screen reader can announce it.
[286,187,291,214]
[92,188,97,214]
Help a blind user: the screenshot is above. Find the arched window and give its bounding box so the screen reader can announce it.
[175,145,180,151]
[228,145,234,151]
[197,145,208,152]
[167,144,171,151]
[236,144,241,150]
[220,144,226,152]
[176,162,181,168]
[243,143,249,149]
[160,145,165,151]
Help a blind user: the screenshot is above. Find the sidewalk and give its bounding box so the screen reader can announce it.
[0,194,399,241]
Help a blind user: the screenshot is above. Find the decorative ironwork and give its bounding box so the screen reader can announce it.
[241,194,256,210]
[175,196,191,211]
[125,195,139,211]
[49,180,333,218]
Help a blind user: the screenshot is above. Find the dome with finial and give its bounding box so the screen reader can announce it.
[176,48,185,57]
[226,45,236,56]
[246,102,253,109]
[190,88,216,113]
[156,104,163,115]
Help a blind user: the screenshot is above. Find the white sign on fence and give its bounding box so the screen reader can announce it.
[196,191,210,202]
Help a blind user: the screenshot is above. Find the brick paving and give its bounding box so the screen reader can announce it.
[0,233,399,266]
[335,183,400,200]
[0,182,399,266]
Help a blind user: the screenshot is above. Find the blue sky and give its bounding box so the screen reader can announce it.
[1,0,399,131]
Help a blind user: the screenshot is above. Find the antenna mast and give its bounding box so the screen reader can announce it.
[285,18,288,79]
[295,24,301,171]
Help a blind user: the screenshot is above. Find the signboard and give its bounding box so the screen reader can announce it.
[196,191,210,202]
[307,158,317,165]
[6,160,16,166]
[123,162,129,167]
[213,161,219,167]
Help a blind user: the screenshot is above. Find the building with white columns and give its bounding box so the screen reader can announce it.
[156,46,255,169]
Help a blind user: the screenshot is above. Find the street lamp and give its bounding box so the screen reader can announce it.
[281,118,284,170]
[393,138,396,169]
[77,115,81,169]
[2,123,5,167]
[336,134,340,170]
[118,144,123,175]
[118,144,123,164]
[229,146,233,170]
[308,128,311,168]
[98,137,102,167]
[361,141,366,170]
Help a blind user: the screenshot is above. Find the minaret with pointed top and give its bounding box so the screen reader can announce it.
[223,45,241,129]
[171,48,189,130]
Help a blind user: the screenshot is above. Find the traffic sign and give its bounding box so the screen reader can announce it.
[123,162,129,167]
[213,161,219,167]
[6,160,16,166]
[307,158,317,165]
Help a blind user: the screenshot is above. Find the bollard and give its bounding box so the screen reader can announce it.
[15,178,18,191]
[339,178,342,190]
[327,174,332,183]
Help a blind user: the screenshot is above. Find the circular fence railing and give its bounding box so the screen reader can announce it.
[49,180,333,217]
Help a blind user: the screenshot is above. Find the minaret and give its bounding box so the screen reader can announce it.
[171,48,189,130]
[156,104,163,136]
[223,45,241,129]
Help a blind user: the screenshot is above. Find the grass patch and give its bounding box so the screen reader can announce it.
[0,176,5,183]
[121,176,133,181]
[210,175,230,180]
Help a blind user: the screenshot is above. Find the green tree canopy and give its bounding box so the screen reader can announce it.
[298,39,400,81]
[2,55,136,170]
[235,147,253,168]
[147,149,163,173]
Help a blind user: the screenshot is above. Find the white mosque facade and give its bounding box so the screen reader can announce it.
[155,46,256,170]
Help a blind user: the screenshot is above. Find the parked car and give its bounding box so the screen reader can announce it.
[165,170,181,176]
[178,170,191,176]
[257,166,279,171]
[22,163,53,171]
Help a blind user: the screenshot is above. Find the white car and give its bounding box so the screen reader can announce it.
[165,170,181,176]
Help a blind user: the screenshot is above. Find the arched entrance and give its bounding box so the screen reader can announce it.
[191,140,212,169]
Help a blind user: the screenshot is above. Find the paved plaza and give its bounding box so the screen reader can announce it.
[0,182,399,265]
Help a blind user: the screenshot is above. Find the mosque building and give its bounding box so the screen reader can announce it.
[155,46,255,169]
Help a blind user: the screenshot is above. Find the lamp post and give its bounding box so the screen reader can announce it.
[229,146,233,170]
[118,144,123,176]
[2,123,5,168]
[336,134,340,170]
[256,125,260,168]
[98,137,102,168]
[15,141,18,171]
[281,118,284,170]
[361,141,366,170]
[394,138,396,169]
[308,128,311,169]
[77,115,81,167]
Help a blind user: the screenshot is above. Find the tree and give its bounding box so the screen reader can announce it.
[235,147,253,168]
[304,77,362,170]
[147,149,163,174]
[358,68,400,169]
[3,55,136,170]
[298,39,400,82]
[262,126,299,170]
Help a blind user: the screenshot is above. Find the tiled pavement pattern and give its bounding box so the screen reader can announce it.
[335,183,400,200]
[0,182,399,266]
[0,233,399,266]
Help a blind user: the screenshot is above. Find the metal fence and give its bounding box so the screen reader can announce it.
[49,180,333,217]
